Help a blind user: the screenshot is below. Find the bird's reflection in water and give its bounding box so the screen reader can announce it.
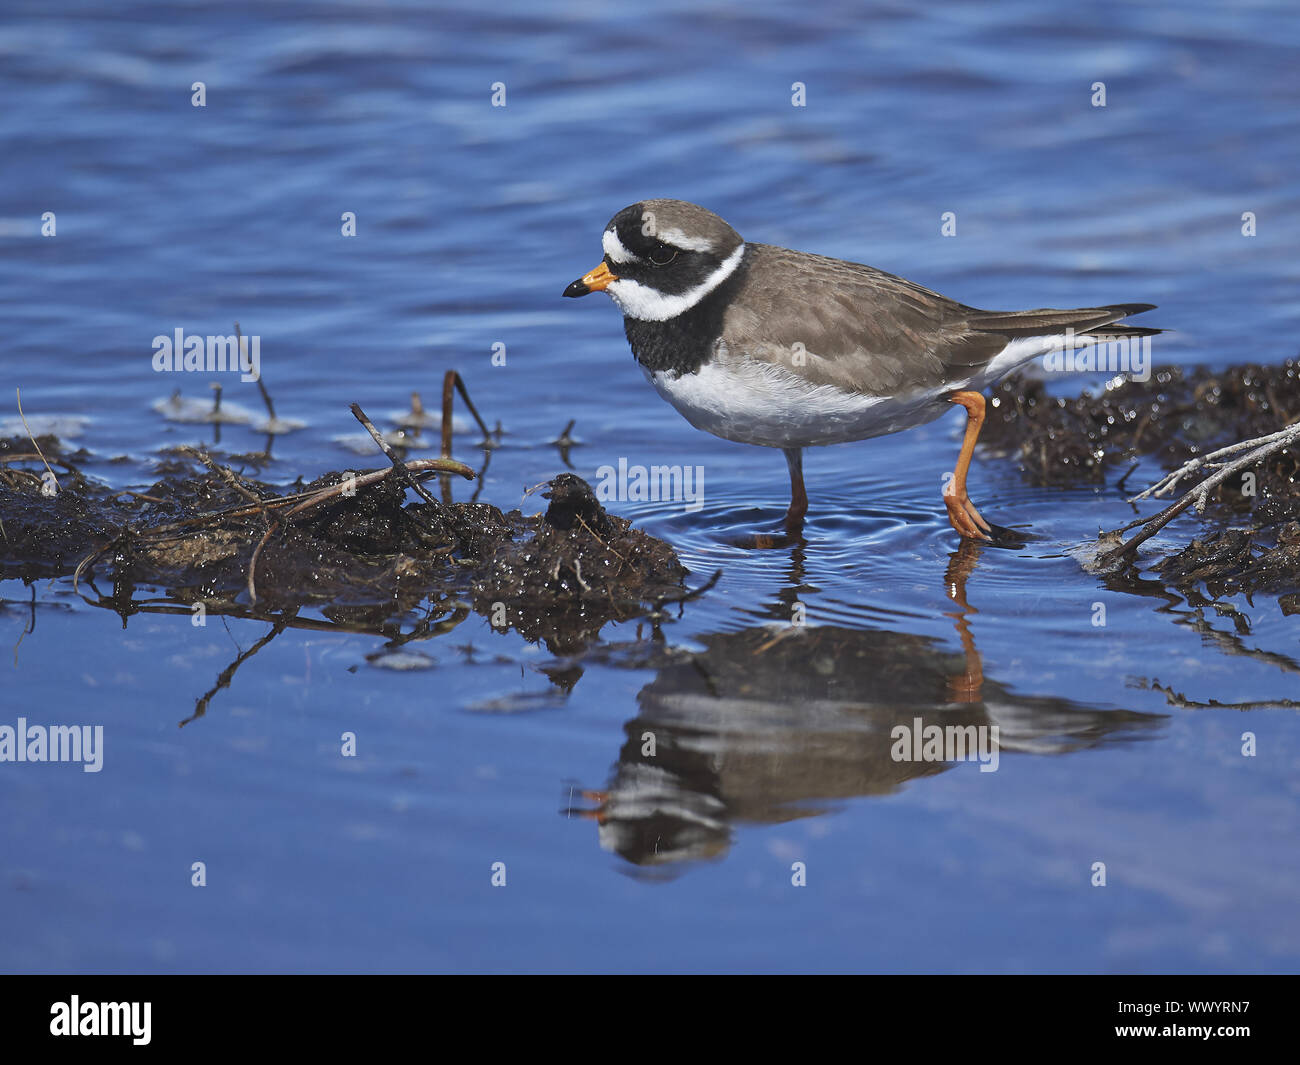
[571,541,1165,870]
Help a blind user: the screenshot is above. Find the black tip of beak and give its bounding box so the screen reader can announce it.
[562,279,590,298]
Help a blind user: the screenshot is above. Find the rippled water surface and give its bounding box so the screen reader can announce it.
[2,0,1299,973]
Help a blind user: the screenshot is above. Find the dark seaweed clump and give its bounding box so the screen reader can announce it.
[0,443,688,649]
[981,361,1300,604]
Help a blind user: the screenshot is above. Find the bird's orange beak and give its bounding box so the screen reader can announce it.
[563,261,619,298]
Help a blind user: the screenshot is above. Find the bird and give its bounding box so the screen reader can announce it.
[563,199,1158,540]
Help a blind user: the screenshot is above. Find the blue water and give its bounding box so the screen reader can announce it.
[2,0,1298,973]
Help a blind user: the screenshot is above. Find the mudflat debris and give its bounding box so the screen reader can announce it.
[0,437,688,648]
[984,360,1299,606]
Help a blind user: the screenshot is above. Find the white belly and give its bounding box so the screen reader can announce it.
[643,358,950,449]
[643,336,1061,449]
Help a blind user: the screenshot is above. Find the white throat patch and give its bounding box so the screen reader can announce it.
[606,243,746,322]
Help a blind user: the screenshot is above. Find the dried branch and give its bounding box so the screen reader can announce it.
[1129,421,1300,502]
[14,388,58,493]
[1102,420,1300,563]
[350,401,443,509]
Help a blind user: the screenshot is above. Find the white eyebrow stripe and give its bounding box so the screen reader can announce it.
[602,228,640,264]
[655,227,713,253]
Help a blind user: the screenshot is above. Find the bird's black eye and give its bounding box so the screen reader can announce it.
[648,242,678,266]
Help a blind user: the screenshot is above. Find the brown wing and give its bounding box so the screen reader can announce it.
[728,244,1158,396]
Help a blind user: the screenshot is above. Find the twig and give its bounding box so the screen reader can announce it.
[247,521,278,604]
[654,567,722,608]
[134,458,472,541]
[12,584,34,665]
[1131,421,1300,502]
[180,447,266,507]
[1102,421,1300,563]
[180,614,293,727]
[350,402,443,509]
[576,514,623,559]
[72,541,112,596]
[451,371,493,443]
[236,321,277,422]
[0,452,77,468]
[14,388,58,493]
[1144,679,1300,711]
[441,371,456,460]
[1114,460,1140,495]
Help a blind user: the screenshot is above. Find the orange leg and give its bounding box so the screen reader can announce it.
[943,391,993,541]
[577,789,609,824]
[943,540,985,702]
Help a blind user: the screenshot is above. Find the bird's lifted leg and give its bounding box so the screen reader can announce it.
[943,392,993,541]
[783,447,807,535]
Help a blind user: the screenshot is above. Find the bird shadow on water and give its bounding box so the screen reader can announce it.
[564,538,1166,875]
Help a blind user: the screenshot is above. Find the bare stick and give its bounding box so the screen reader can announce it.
[1130,421,1300,501]
[236,322,277,422]
[350,402,442,508]
[1102,420,1300,563]
[137,457,473,540]
[248,521,278,604]
[72,541,111,597]
[14,388,58,492]
[181,614,292,727]
[655,567,722,608]
[449,371,493,443]
[576,514,623,559]
[0,452,76,469]
[441,370,455,460]
[180,447,265,507]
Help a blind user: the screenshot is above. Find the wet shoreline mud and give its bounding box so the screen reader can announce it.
[984,360,1300,609]
[0,433,689,651]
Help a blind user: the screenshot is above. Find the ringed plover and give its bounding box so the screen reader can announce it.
[564,199,1158,540]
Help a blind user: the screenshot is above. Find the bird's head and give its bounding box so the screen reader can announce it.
[564,199,746,321]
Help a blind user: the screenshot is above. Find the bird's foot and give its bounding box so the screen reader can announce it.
[728,510,806,550]
[942,492,1033,546]
[942,485,993,541]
